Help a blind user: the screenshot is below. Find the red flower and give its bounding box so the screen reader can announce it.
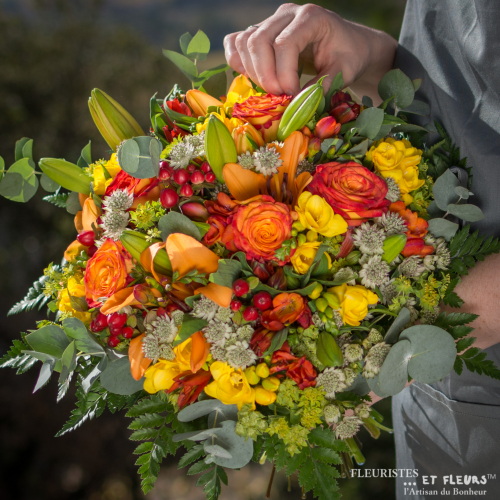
[163,124,188,141]
[203,215,228,246]
[307,162,390,226]
[296,304,312,328]
[270,344,316,389]
[250,329,274,357]
[261,293,305,331]
[205,192,240,218]
[165,98,192,117]
[105,170,160,209]
[389,202,434,257]
[329,91,361,124]
[168,369,212,409]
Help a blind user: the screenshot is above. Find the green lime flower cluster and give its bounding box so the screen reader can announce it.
[129,201,166,231]
[276,379,300,409]
[266,417,309,456]
[298,386,327,428]
[235,406,267,441]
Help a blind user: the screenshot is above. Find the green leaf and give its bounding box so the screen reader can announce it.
[162,49,198,81]
[0,337,37,374]
[378,69,415,110]
[450,225,470,257]
[126,395,169,417]
[188,460,213,475]
[0,158,39,202]
[177,399,233,423]
[59,340,77,384]
[158,212,202,241]
[401,100,430,116]
[34,359,56,393]
[8,273,52,315]
[433,168,460,211]
[129,413,165,430]
[78,142,92,169]
[39,158,92,194]
[263,328,288,357]
[325,71,344,111]
[186,30,211,61]
[209,259,241,288]
[207,421,253,469]
[427,218,459,241]
[43,192,69,208]
[26,324,71,358]
[179,444,205,468]
[174,314,208,347]
[384,307,411,344]
[117,136,161,179]
[65,191,82,215]
[412,78,422,91]
[298,459,317,491]
[311,447,341,464]
[354,107,384,140]
[15,138,32,161]
[203,70,228,99]
[100,356,145,395]
[40,172,60,192]
[62,317,104,354]
[286,447,308,476]
[446,203,485,222]
[378,339,412,395]
[179,32,193,56]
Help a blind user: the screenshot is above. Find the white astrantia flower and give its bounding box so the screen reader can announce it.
[192,295,218,321]
[168,132,205,169]
[100,210,129,241]
[335,416,363,439]
[252,146,283,177]
[238,151,254,169]
[225,341,257,370]
[384,176,401,203]
[202,320,233,346]
[316,368,348,399]
[103,188,134,212]
[376,211,407,235]
[363,342,391,379]
[353,223,386,255]
[359,255,391,289]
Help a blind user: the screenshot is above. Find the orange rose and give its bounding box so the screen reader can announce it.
[262,293,306,331]
[203,215,228,246]
[231,195,293,262]
[104,170,160,209]
[232,93,292,142]
[84,239,131,304]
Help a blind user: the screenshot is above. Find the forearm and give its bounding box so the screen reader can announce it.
[445,252,500,350]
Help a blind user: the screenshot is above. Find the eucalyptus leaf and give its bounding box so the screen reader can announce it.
[179,32,193,56]
[378,339,412,396]
[34,359,55,393]
[203,70,227,99]
[186,30,211,61]
[427,218,459,241]
[172,429,217,442]
[378,69,415,110]
[362,96,373,108]
[348,138,372,156]
[40,172,60,192]
[209,259,242,288]
[348,373,371,397]
[117,136,161,179]
[401,100,430,116]
[391,123,428,133]
[204,443,232,459]
[99,356,144,395]
[400,325,457,384]
[162,49,198,81]
[366,373,390,398]
[59,340,77,384]
[446,203,485,222]
[0,158,39,202]
[354,107,384,140]
[65,191,82,215]
[15,138,32,161]
[384,307,410,344]
[372,124,394,141]
[174,314,208,346]
[454,186,471,200]
[433,168,460,211]
[62,317,105,354]
[412,78,422,91]
[26,324,71,358]
[426,200,445,219]
[158,212,201,241]
[207,404,239,428]
[178,399,234,423]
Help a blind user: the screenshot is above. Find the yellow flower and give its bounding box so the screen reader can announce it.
[143,360,182,394]
[255,386,277,405]
[294,192,348,238]
[327,283,378,326]
[105,153,121,177]
[196,108,243,134]
[367,138,424,205]
[223,74,261,113]
[291,241,332,275]
[204,361,255,409]
[92,154,122,195]
[57,276,91,322]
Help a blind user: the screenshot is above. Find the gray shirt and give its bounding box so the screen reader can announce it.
[392,2,500,498]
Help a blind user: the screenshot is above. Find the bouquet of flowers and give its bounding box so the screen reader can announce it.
[2,30,500,500]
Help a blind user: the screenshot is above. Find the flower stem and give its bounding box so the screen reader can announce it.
[266,461,276,499]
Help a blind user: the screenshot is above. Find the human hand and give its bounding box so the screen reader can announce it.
[224,3,398,101]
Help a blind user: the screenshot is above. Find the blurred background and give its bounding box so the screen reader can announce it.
[0,0,406,499]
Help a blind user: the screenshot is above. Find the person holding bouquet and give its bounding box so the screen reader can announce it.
[224,2,500,498]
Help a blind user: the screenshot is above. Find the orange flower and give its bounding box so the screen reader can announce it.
[75,197,101,234]
[129,333,152,381]
[389,201,434,257]
[262,293,305,331]
[232,93,292,142]
[232,121,265,155]
[203,215,228,246]
[64,240,87,262]
[84,239,131,303]
[185,89,223,118]
[231,196,293,262]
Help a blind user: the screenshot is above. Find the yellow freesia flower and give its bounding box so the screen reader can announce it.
[291,241,332,275]
[196,108,243,134]
[294,192,348,238]
[143,360,182,394]
[92,154,122,195]
[327,283,378,326]
[223,74,261,113]
[57,276,91,322]
[204,361,255,410]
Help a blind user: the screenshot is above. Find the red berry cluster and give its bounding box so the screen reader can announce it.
[231,279,273,323]
[90,312,134,347]
[76,230,98,257]
[159,160,216,209]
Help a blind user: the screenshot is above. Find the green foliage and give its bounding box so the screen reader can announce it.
[126,395,180,494]
[195,465,225,500]
[117,136,161,180]
[178,444,205,469]
[0,335,37,374]
[8,273,51,315]
[43,191,70,208]
[442,278,464,308]
[448,225,500,275]
[158,211,202,241]
[456,349,500,381]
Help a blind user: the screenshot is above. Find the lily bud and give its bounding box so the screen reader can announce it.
[345,250,361,265]
[232,122,265,155]
[267,268,287,291]
[88,89,145,151]
[244,366,261,385]
[185,89,223,118]
[307,136,322,160]
[255,386,277,406]
[382,234,408,263]
[314,116,341,140]
[205,114,237,183]
[261,376,280,392]
[255,362,270,379]
[180,202,209,222]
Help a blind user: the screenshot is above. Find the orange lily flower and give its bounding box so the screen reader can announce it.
[74,197,101,233]
[223,130,311,207]
[129,333,152,381]
[186,89,223,118]
[100,286,162,315]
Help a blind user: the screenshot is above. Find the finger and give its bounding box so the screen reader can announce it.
[246,13,296,95]
[224,32,245,75]
[234,29,260,85]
